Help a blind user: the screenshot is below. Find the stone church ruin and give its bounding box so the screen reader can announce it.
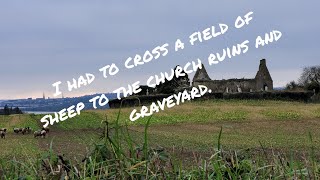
[193,59,273,93]
[109,58,314,108]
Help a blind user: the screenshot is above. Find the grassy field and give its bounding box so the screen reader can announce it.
[0,114,99,160]
[94,99,320,151]
[1,99,319,159]
[0,100,320,156]
[0,99,320,178]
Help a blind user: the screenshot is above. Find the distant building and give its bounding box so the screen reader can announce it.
[192,59,273,92]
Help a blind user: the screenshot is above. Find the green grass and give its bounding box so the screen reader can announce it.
[0,115,12,127]
[0,114,41,131]
[0,99,318,156]
[0,137,40,159]
[17,114,41,130]
[45,100,320,151]
[0,112,319,179]
[91,100,320,126]
[56,111,103,130]
[0,114,42,159]
[263,109,302,120]
[0,99,320,178]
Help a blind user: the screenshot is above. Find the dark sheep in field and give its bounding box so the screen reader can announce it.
[26,127,32,134]
[21,127,32,135]
[40,130,47,138]
[0,131,6,139]
[34,130,47,138]
[13,128,21,134]
[42,127,49,133]
[13,127,32,135]
[21,128,27,135]
[34,131,41,138]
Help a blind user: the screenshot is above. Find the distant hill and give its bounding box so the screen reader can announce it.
[0,93,118,112]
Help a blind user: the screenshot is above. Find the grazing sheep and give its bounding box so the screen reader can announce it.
[34,130,41,138]
[0,131,6,139]
[0,128,7,133]
[21,128,27,135]
[13,128,21,134]
[40,130,47,138]
[13,127,32,135]
[26,127,32,134]
[0,132,5,139]
[42,127,49,133]
[34,130,47,138]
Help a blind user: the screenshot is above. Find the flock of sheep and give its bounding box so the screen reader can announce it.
[0,127,49,139]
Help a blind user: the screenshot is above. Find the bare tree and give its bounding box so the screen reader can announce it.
[299,66,320,93]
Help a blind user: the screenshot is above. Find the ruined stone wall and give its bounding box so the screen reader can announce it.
[255,59,273,91]
[108,91,315,109]
[192,59,273,92]
[193,79,256,93]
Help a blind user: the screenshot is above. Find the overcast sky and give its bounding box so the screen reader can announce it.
[0,1,318,99]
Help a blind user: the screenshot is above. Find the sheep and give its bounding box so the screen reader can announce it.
[21,128,27,135]
[34,130,47,138]
[40,130,47,138]
[26,127,32,134]
[42,127,50,133]
[13,128,21,134]
[0,131,6,139]
[0,128,6,132]
[34,130,41,138]
[13,127,32,135]
[0,129,6,139]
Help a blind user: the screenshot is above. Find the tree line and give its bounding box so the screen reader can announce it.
[286,66,320,94]
[0,105,23,115]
